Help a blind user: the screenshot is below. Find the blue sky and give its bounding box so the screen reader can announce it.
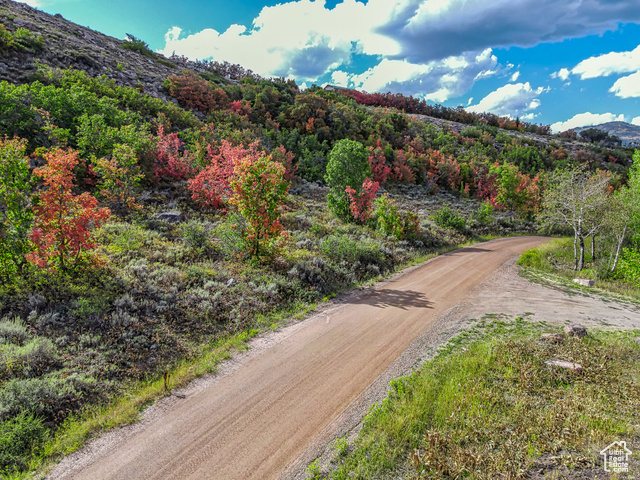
[22,0,640,131]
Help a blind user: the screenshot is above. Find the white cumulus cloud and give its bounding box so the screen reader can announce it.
[158,0,397,80]
[467,82,546,117]
[550,112,626,132]
[609,71,640,98]
[632,116,640,126]
[157,0,640,103]
[348,49,498,102]
[330,70,350,87]
[572,44,640,79]
[551,68,571,81]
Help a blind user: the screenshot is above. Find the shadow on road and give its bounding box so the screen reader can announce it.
[347,289,433,310]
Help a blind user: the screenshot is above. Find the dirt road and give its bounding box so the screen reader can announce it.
[49,236,548,480]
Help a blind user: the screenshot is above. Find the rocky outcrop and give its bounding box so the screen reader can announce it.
[0,0,215,99]
[541,333,566,343]
[544,358,583,373]
[564,324,588,338]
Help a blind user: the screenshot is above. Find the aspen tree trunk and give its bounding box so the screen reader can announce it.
[578,235,585,271]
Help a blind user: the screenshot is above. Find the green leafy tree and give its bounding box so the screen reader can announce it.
[489,163,541,219]
[230,154,290,260]
[92,144,144,212]
[0,138,34,277]
[325,139,371,221]
[606,150,640,272]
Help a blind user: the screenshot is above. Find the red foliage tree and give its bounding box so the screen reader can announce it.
[368,140,391,184]
[390,150,415,183]
[165,70,229,112]
[230,99,253,116]
[551,149,568,162]
[154,125,196,180]
[484,163,542,217]
[436,155,462,191]
[473,163,499,205]
[271,146,297,183]
[345,178,380,223]
[26,149,110,272]
[188,141,263,208]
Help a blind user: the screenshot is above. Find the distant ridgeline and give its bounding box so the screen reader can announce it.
[574,122,640,147]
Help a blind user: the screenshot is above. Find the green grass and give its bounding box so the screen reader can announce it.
[517,237,640,302]
[323,318,640,479]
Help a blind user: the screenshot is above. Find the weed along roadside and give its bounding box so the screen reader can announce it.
[317,318,640,480]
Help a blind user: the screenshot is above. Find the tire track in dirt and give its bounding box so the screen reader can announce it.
[48,236,548,480]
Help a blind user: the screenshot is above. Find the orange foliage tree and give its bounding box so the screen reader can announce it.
[230,154,290,260]
[26,149,110,272]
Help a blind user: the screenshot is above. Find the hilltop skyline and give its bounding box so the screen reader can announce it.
[20,0,640,131]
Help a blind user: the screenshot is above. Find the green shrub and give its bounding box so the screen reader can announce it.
[517,248,545,269]
[0,318,29,345]
[0,137,34,278]
[298,149,328,183]
[11,27,44,51]
[0,411,49,474]
[432,207,466,232]
[214,214,247,259]
[325,139,371,221]
[495,131,512,144]
[97,222,163,260]
[374,195,400,236]
[121,34,154,58]
[0,375,96,422]
[287,256,351,295]
[473,201,494,225]
[373,195,420,240]
[320,235,358,264]
[181,221,213,250]
[0,338,59,380]
[0,25,43,52]
[618,248,640,285]
[319,235,386,272]
[460,126,482,139]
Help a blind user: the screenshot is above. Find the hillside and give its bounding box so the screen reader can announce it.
[0,0,185,97]
[0,0,638,477]
[574,121,640,146]
[0,0,622,160]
